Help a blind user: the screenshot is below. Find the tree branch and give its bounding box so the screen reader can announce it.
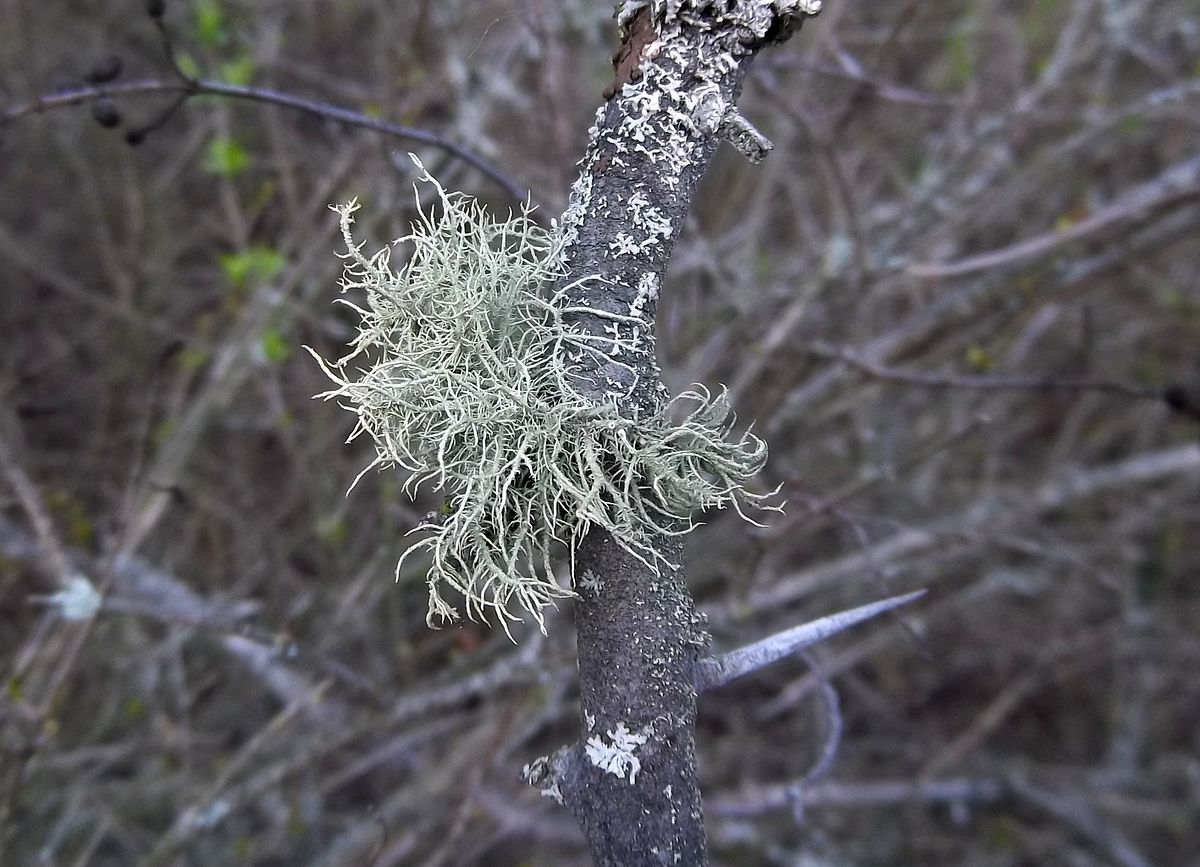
[803,340,1162,401]
[907,154,1200,280]
[518,3,823,864]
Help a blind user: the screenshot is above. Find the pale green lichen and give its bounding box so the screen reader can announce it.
[310,157,776,633]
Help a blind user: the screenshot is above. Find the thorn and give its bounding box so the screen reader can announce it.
[695,590,927,692]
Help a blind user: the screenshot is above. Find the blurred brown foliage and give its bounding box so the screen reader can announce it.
[1,1,1198,865]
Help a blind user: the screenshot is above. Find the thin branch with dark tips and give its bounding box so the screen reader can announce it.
[125,90,189,145]
[694,590,927,692]
[0,78,530,205]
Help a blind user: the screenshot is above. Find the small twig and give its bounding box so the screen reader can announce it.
[908,155,1200,279]
[151,9,191,83]
[140,680,333,867]
[1007,774,1154,867]
[759,54,955,108]
[796,413,993,515]
[708,776,1006,818]
[694,590,927,692]
[712,443,1200,625]
[123,90,190,146]
[0,426,75,582]
[0,422,111,858]
[919,671,1041,781]
[0,515,372,712]
[805,340,1161,402]
[785,651,843,825]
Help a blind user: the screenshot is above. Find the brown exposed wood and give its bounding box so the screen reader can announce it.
[602,7,658,100]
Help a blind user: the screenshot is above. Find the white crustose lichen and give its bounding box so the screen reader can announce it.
[310,157,776,633]
[585,722,648,784]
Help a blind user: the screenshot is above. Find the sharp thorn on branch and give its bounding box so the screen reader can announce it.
[695,589,927,693]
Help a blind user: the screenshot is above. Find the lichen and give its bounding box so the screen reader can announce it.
[47,574,102,621]
[310,157,776,634]
[585,722,648,783]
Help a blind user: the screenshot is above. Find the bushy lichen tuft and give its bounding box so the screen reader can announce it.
[310,157,777,633]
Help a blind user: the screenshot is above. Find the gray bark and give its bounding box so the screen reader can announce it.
[521,3,823,863]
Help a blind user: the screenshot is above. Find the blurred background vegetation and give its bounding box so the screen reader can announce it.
[1,1,1198,864]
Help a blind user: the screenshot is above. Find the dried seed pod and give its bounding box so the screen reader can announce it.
[90,98,122,129]
[85,55,123,85]
[1165,384,1200,420]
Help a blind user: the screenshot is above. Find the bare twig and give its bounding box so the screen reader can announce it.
[712,443,1200,623]
[805,340,1161,401]
[908,155,1200,280]
[1007,775,1154,867]
[783,651,844,826]
[708,776,1006,818]
[0,425,75,582]
[139,680,334,867]
[760,54,956,108]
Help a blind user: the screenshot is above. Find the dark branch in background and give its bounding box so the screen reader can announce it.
[710,770,1152,867]
[805,341,1163,400]
[804,341,1200,421]
[0,4,529,206]
[906,154,1200,280]
[760,52,957,108]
